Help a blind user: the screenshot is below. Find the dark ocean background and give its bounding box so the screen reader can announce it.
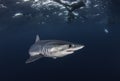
[0,0,120,81]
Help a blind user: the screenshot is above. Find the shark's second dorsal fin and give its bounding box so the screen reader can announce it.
[35,35,40,42]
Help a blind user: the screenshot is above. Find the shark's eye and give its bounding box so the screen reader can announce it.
[69,44,72,48]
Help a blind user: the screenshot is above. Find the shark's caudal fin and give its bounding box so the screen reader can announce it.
[26,54,43,64]
[67,12,75,22]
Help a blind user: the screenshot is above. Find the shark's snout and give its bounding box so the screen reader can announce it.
[77,45,85,50]
[68,44,84,50]
[64,44,84,54]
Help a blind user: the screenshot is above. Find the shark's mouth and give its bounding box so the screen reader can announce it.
[66,50,74,52]
[65,49,75,53]
[64,50,74,54]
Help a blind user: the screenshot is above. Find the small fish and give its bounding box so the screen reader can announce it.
[12,13,23,18]
[104,28,109,34]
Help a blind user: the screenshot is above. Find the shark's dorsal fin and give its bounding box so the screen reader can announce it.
[35,35,40,42]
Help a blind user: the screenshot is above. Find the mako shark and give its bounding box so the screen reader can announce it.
[26,35,84,63]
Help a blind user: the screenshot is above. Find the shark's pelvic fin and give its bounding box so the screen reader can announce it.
[26,54,43,63]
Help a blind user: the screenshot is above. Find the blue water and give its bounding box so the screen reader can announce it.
[0,0,120,81]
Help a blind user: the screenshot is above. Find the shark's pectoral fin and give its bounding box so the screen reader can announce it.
[26,54,43,64]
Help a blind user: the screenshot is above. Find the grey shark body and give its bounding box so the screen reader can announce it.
[26,35,84,63]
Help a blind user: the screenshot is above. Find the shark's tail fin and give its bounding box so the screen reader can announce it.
[25,54,43,64]
[66,12,76,22]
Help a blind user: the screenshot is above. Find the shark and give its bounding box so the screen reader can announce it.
[53,0,86,21]
[26,35,84,63]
